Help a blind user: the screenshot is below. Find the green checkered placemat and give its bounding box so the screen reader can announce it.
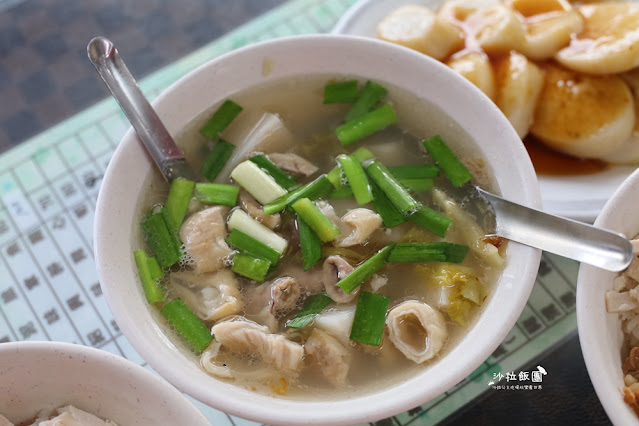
[0,0,576,424]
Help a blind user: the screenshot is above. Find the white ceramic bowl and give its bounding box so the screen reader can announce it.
[94,34,542,426]
[0,341,210,425]
[578,168,639,425]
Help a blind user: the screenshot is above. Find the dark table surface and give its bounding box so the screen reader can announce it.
[0,1,613,425]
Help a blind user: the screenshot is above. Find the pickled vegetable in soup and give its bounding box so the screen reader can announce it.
[133,76,506,399]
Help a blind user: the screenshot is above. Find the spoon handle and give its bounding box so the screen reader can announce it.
[478,188,634,272]
[87,36,195,182]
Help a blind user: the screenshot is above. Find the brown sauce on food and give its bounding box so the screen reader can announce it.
[524,135,609,175]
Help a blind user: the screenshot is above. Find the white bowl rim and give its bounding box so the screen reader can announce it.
[94,33,542,426]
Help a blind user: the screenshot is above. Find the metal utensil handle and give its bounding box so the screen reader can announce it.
[87,36,187,181]
[478,188,634,272]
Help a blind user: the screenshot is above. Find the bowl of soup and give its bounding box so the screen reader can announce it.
[93,34,542,425]
[577,168,639,425]
[0,341,211,425]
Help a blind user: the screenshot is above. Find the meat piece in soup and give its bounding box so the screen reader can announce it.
[133,76,506,399]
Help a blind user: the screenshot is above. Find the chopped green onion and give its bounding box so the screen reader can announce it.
[231,252,271,281]
[388,242,469,263]
[297,214,322,270]
[328,185,354,199]
[165,178,195,230]
[141,212,182,269]
[200,139,235,182]
[349,291,390,346]
[423,135,472,187]
[327,147,375,188]
[231,160,287,205]
[370,180,406,228]
[291,198,341,243]
[336,104,398,146]
[337,154,373,205]
[160,206,182,254]
[409,206,452,238]
[227,209,288,254]
[345,80,388,122]
[365,160,421,215]
[397,177,434,193]
[249,154,298,190]
[337,244,395,294]
[323,80,359,104]
[200,100,243,140]
[161,298,213,355]
[194,183,239,206]
[227,228,281,265]
[134,250,165,303]
[263,174,333,215]
[388,164,440,179]
[286,293,333,329]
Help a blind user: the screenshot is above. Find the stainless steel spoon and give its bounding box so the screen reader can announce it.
[86,37,634,272]
[87,36,197,182]
[477,188,633,272]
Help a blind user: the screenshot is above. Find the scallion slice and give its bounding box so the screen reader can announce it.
[337,244,395,294]
[141,212,181,270]
[227,228,281,265]
[388,242,469,263]
[194,183,239,206]
[227,209,288,254]
[291,198,341,243]
[388,164,440,179]
[323,80,359,104]
[286,293,333,329]
[200,139,235,182]
[161,298,213,355]
[200,99,243,139]
[328,185,354,199]
[231,160,287,205]
[423,135,472,187]
[249,154,298,190]
[397,177,434,193]
[327,147,375,188]
[345,80,388,122]
[134,250,165,303]
[165,178,195,230]
[349,291,390,346]
[409,206,452,238]
[337,154,373,205]
[369,180,406,228]
[365,160,421,215]
[297,214,322,271]
[336,104,398,146]
[231,252,271,281]
[263,174,333,215]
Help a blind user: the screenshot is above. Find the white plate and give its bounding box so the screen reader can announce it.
[333,0,638,222]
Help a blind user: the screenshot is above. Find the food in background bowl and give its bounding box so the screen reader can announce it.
[94,35,541,425]
[376,0,639,169]
[134,75,507,398]
[0,341,211,426]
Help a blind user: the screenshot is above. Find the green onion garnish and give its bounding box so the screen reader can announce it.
[337,244,395,294]
[409,206,452,238]
[328,185,354,199]
[388,164,440,179]
[365,160,421,215]
[263,174,333,215]
[227,228,281,265]
[423,135,472,187]
[200,139,235,182]
[141,212,182,270]
[297,214,322,271]
[349,291,390,346]
[337,154,373,205]
[193,183,239,206]
[369,180,406,228]
[388,242,469,263]
[249,154,298,190]
[160,298,213,355]
[327,147,375,188]
[286,293,333,329]
[397,177,434,193]
[200,99,243,140]
[291,198,341,243]
[231,252,272,282]
[133,250,165,303]
[336,104,398,146]
[165,178,195,231]
[323,80,359,104]
[345,80,388,122]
